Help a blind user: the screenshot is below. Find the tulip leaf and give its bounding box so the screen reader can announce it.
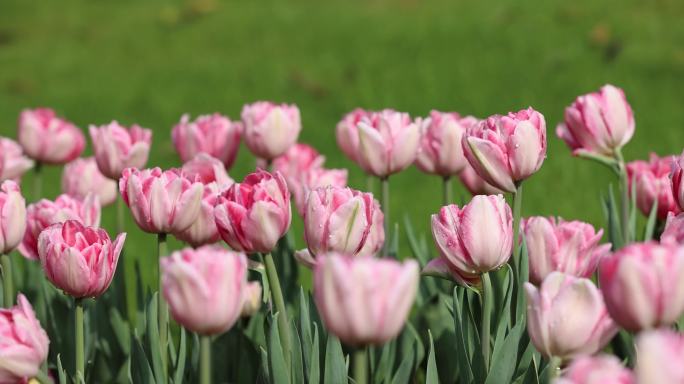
[110,307,131,355]
[405,323,425,368]
[290,319,305,384]
[493,266,515,355]
[519,355,539,384]
[129,330,156,384]
[146,293,165,384]
[643,200,659,241]
[391,343,415,384]
[514,334,537,379]
[299,287,313,374]
[452,288,474,384]
[515,239,529,323]
[172,328,186,384]
[268,312,291,384]
[426,330,439,384]
[404,215,428,265]
[324,334,347,384]
[485,319,525,384]
[603,184,624,249]
[57,354,67,384]
[260,346,271,384]
[375,340,396,384]
[629,179,637,242]
[309,323,320,384]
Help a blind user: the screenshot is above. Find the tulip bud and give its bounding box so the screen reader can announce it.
[662,212,684,245]
[336,108,371,162]
[415,111,477,177]
[635,329,684,384]
[525,272,617,361]
[62,157,118,206]
[272,143,325,190]
[241,281,262,318]
[626,153,679,219]
[0,294,49,383]
[599,242,684,332]
[18,108,85,164]
[161,246,247,335]
[313,253,419,346]
[457,161,504,196]
[90,121,152,180]
[0,180,27,254]
[38,220,125,298]
[291,167,348,217]
[241,101,301,160]
[462,108,547,193]
[555,355,635,384]
[0,137,34,182]
[672,150,684,211]
[522,216,610,285]
[172,113,242,169]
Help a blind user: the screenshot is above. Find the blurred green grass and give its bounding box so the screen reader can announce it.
[1,0,683,283]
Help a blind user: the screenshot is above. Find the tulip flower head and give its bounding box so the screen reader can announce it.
[626,153,679,219]
[0,180,27,255]
[415,111,478,177]
[172,113,242,169]
[336,108,372,162]
[18,108,85,164]
[662,212,684,245]
[635,329,684,384]
[457,161,504,196]
[90,121,152,180]
[0,137,34,182]
[62,157,118,206]
[671,149,684,212]
[241,101,301,160]
[555,355,635,384]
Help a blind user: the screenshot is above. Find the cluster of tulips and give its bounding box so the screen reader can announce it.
[1,84,684,384]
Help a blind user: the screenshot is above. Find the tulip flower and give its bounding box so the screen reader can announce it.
[555,355,635,384]
[415,111,477,177]
[525,272,617,361]
[0,137,34,182]
[635,329,684,384]
[336,108,371,162]
[0,294,49,383]
[181,153,234,190]
[626,153,679,219]
[291,166,348,217]
[90,121,152,180]
[172,113,242,169]
[62,157,118,206]
[18,108,85,164]
[522,216,610,285]
[457,161,504,196]
[0,181,26,255]
[462,108,547,193]
[662,212,684,245]
[241,101,301,160]
[313,253,419,346]
[19,193,101,260]
[240,281,262,318]
[272,143,325,190]
[557,84,635,157]
[598,242,684,332]
[672,150,684,211]
[421,257,481,287]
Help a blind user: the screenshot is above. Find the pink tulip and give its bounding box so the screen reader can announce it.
[672,150,684,211]
[0,294,49,383]
[119,167,204,234]
[662,212,684,245]
[415,111,478,177]
[0,137,34,182]
[18,108,85,164]
[635,329,684,384]
[525,272,617,360]
[313,253,419,346]
[214,170,291,253]
[431,195,513,275]
[291,167,348,217]
[336,108,371,162]
[241,101,301,160]
[38,220,125,298]
[557,85,635,157]
[626,153,679,219]
[522,216,610,285]
[272,143,325,190]
[90,121,152,180]
[421,257,481,287]
[61,157,118,206]
[0,181,27,255]
[462,108,547,193]
[19,194,101,260]
[598,242,684,332]
[356,109,420,178]
[180,153,234,190]
[555,355,635,384]
[240,281,262,317]
[161,246,247,335]
[172,113,242,169]
[457,161,504,196]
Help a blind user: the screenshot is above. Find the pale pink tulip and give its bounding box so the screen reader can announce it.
[180,153,234,190]
[525,272,617,360]
[313,254,419,346]
[421,257,481,287]
[272,143,325,190]
[0,181,27,255]
[635,329,684,384]
[241,101,301,160]
[0,137,33,182]
[61,157,117,206]
[626,153,679,219]
[161,246,247,335]
[672,150,684,211]
[457,161,504,196]
[662,212,684,245]
[89,121,152,180]
[172,113,242,169]
[555,355,634,384]
[336,108,371,162]
[462,108,547,193]
[415,111,478,177]
[291,167,348,217]
[240,281,262,318]
[18,108,85,164]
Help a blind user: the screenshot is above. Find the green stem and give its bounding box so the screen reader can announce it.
[481,272,493,372]
[512,183,523,267]
[381,177,390,257]
[34,162,42,201]
[119,195,136,327]
[366,175,374,194]
[34,368,54,384]
[200,335,211,384]
[546,356,561,379]
[263,252,291,369]
[158,233,169,381]
[1,254,13,307]
[353,348,368,384]
[75,298,85,380]
[614,149,630,244]
[442,176,452,206]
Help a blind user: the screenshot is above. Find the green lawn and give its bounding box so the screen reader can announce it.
[1,0,683,282]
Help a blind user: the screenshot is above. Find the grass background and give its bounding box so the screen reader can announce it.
[1,0,683,282]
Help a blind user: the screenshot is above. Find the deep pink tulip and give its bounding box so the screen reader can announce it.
[62,157,118,206]
[525,272,617,360]
[0,294,49,383]
[415,111,478,177]
[522,216,610,285]
[89,121,152,180]
[457,161,504,196]
[272,143,325,190]
[555,355,635,384]
[38,220,125,298]
[240,281,262,318]
[662,212,684,245]
[626,153,679,219]
[291,166,348,217]
[462,108,547,193]
[635,329,684,384]
[0,181,27,255]
[241,101,301,160]
[19,194,101,260]
[119,167,204,234]
[599,242,684,332]
[313,253,419,346]
[0,137,34,182]
[161,246,247,335]
[172,113,242,169]
[214,170,291,253]
[672,150,684,211]
[336,108,371,162]
[18,108,85,164]
[557,85,635,157]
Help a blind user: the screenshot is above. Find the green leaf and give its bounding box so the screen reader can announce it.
[57,354,67,384]
[643,200,659,241]
[388,222,400,258]
[391,343,415,384]
[375,340,396,384]
[129,331,156,384]
[485,319,525,384]
[405,323,425,369]
[146,293,165,384]
[452,288,474,384]
[260,346,271,384]
[172,328,186,384]
[520,356,539,384]
[404,215,428,265]
[324,334,347,384]
[299,287,313,374]
[268,313,291,384]
[629,179,637,242]
[515,239,529,323]
[290,319,305,384]
[426,330,439,384]
[309,323,320,384]
[604,184,624,249]
[110,307,131,355]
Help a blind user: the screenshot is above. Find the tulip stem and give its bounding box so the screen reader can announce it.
[157,233,169,381]
[34,369,54,384]
[381,177,390,257]
[366,175,374,194]
[34,161,42,201]
[512,183,523,264]
[353,348,368,384]
[75,298,85,380]
[1,253,13,307]
[546,356,561,379]
[119,195,136,328]
[263,252,291,369]
[442,176,452,206]
[614,149,630,244]
[481,272,493,372]
[200,335,211,384]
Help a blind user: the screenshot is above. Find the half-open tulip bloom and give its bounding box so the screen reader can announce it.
[0,181,26,255]
[626,153,679,219]
[214,170,291,253]
[18,108,85,164]
[671,150,684,211]
[0,137,33,182]
[522,216,610,285]
[172,113,242,169]
[19,194,101,260]
[161,246,247,335]
[241,101,301,160]
[62,157,118,206]
[457,162,503,196]
[38,220,125,298]
[291,166,348,217]
[599,242,684,332]
[635,329,684,384]
[662,212,684,245]
[336,108,371,162]
[90,121,152,180]
[555,355,635,384]
[525,272,617,361]
[313,254,419,346]
[119,167,203,234]
[272,143,325,190]
[0,294,49,383]
[180,153,234,190]
[415,111,477,177]
[462,108,547,193]
[557,84,635,157]
[421,257,481,287]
